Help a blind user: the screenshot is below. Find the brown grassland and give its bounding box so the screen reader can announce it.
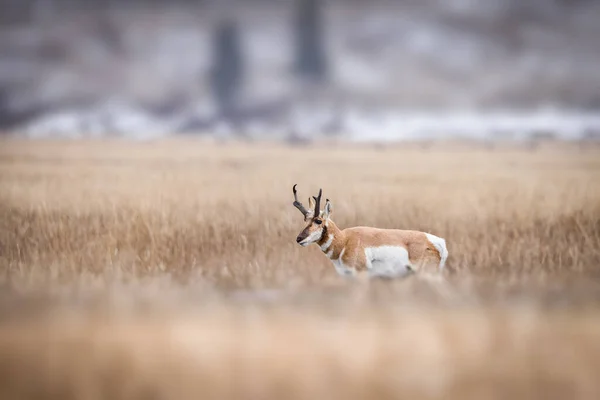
[1,138,600,400]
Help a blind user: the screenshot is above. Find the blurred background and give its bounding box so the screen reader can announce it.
[1,0,600,142]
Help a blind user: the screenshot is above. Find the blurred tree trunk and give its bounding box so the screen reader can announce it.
[209,18,244,124]
[32,0,55,24]
[293,0,328,83]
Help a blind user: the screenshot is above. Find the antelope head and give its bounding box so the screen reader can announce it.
[292,184,333,247]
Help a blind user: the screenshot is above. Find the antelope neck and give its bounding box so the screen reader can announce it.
[317,220,345,260]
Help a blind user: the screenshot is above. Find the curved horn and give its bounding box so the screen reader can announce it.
[292,184,310,217]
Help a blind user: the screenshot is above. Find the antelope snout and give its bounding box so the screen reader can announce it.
[296,235,304,243]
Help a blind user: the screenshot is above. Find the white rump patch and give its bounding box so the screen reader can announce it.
[365,246,412,278]
[425,233,448,270]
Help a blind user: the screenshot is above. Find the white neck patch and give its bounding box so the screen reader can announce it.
[320,234,334,252]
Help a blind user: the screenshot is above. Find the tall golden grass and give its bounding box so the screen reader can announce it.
[1,138,600,400]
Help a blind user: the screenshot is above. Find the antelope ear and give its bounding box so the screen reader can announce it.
[323,199,333,219]
[308,197,315,211]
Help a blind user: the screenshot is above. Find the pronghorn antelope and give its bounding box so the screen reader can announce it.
[292,185,448,279]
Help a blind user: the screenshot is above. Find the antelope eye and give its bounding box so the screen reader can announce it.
[314,219,322,225]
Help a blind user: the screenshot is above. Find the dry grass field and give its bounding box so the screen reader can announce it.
[1,138,600,400]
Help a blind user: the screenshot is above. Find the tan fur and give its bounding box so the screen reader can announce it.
[297,217,442,274]
[293,186,446,277]
[319,221,441,273]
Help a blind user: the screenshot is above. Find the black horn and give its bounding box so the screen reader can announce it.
[292,184,310,217]
[312,188,322,218]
